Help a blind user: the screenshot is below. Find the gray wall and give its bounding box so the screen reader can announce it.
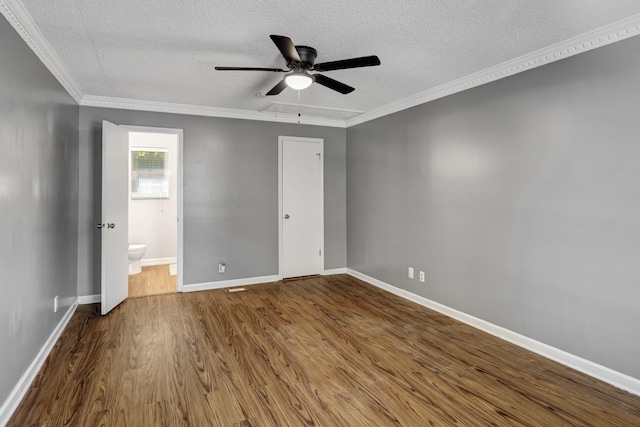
[0,15,79,405]
[347,34,640,379]
[78,108,346,296]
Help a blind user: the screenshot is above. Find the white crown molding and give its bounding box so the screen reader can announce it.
[346,13,640,127]
[81,95,347,128]
[347,269,640,396]
[0,0,84,103]
[4,0,640,128]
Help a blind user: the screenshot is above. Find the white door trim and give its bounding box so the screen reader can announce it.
[278,136,324,278]
[123,125,184,292]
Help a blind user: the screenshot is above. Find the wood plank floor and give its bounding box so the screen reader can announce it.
[128,264,176,298]
[9,275,640,426]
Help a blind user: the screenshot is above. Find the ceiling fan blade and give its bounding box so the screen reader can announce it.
[314,55,381,72]
[270,35,302,64]
[215,66,286,72]
[313,74,354,94]
[265,79,288,96]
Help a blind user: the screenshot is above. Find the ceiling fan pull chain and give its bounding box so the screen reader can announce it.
[297,90,301,124]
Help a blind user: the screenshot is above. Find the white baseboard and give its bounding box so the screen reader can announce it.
[141,257,177,267]
[182,274,281,293]
[322,268,347,275]
[347,269,640,397]
[0,298,79,425]
[78,294,100,304]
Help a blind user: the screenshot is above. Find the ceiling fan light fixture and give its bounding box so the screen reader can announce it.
[285,72,314,90]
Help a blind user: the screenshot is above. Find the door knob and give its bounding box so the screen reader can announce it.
[97,223,105,229]
[107,223,116,229]
[284,214,290,219]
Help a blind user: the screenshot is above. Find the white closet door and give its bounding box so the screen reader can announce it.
[281,137,323,278]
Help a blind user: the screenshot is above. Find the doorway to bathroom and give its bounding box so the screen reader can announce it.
[126,126,181,298]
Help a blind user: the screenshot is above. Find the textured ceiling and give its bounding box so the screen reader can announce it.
[12,0,640,123]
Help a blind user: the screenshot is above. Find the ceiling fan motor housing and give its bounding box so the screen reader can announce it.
[293,46,317,69]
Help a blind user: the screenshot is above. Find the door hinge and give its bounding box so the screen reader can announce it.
[316,153,321,160]
[319,249,322,256]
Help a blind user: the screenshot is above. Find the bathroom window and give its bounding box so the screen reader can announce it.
[131,148,169,199]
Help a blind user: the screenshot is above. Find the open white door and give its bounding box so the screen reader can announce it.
[280,137,323,278]
[101,121,129,315]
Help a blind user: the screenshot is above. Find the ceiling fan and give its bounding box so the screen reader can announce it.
[215,35,381,95]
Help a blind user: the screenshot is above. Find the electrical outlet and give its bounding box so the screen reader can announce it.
[408,267,414,279]
[219,262,226,274]
[419,271,425,283]
[54,295,58,313]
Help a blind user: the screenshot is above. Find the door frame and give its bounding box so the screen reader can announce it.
[278,136,324,278]
[123,125,185,292]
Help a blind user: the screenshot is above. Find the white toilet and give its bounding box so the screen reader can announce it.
[128,244,147,275]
